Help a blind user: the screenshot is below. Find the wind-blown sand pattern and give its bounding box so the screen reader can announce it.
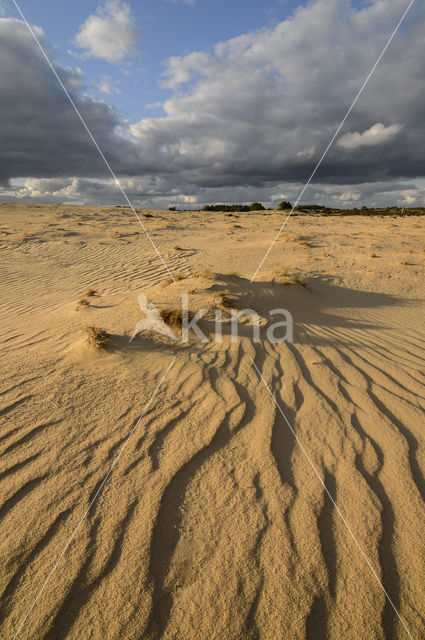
[1,202,424,639]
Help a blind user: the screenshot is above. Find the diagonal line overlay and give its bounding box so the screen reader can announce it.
[250,0,416,283]
[251,357,414,640]
[12,0,175,282]
[12,357,177,640]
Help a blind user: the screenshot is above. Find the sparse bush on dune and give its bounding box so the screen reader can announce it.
[195,268,215,280]
[273,269,305,287]
[76,298,90,310]
[211,289,233,309]
[159,308,183,329]
[86,326,110,349]
[85,288,98,297]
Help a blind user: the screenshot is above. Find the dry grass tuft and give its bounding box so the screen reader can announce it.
[195,268,215,280]
[173,245,182,251]
[273,269,305,287]
[159,308,183,329]
[76,298,90,310]
[86,326,111,349]
[369,252,377,258]
[211,289,233,309]
[175,273,186,281]
[299,240,312,247]
[85,288,98,297]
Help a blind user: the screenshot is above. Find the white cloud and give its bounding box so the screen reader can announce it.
[74,0,138,63]
[338,123,403,149]
[297,147,316,159]
[338,191,361,202]
[129,0,424,192]
[3,0,425,209]
[161,52,210,89]
[93,74,122,94]
[400,189,421,205]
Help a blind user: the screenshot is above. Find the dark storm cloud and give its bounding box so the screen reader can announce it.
[0,18,141,183]
[129,0,425,189]
[2,0,425,207]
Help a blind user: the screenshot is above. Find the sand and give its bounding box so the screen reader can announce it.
[0,201,424,639]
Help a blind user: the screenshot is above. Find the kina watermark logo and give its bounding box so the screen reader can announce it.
[131,294,293,344]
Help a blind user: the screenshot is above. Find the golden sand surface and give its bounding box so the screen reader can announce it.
[0,202,424,639]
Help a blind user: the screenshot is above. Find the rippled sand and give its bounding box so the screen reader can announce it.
[1,202,424,639]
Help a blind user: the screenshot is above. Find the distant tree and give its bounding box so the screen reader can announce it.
[278,201,293,210]
[250,202,265,211]
[168,206,177,211]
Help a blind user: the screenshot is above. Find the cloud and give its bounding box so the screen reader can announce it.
[161,52,210,89]
[0,18,140,184]
[338,123,403,149]
[2,0,425,209]
[93,74,122,94]
[129,0,425,191]
[74,0,138,63]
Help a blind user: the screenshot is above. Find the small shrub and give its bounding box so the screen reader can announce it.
[86,326,110,349]
[85,288,98,297]
[278,201,293,211]
[212,289,232,309]
[160,308,183,329]
[76,298,90,310]
[273,269,305,287]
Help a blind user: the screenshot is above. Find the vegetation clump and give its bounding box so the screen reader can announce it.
[159,308,183,329]
[76,298,90,310]
[212,289,233,309]
[86,326,111,349]
[273,269,305,287]
[278,201,293,210]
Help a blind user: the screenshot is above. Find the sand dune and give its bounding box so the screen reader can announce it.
[1,202,424,639]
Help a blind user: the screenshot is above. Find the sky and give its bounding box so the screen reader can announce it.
[0,0,424,209]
